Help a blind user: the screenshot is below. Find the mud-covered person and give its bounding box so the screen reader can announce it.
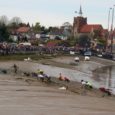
[13,64,19,74]
[37,69,44,82]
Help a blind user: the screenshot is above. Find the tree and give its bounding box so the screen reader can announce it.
[40,26,49,34]
[78,35,91,48]
[0,15,8,26]
[40,26,45,32]
[27,22,30,27]
[93,30,101,38]
[9,17,22,29]
[33,22,41,32]
[67,35,78,46]
[10,17,22,25]
[97,37,106,46]
[48,26,53,32]
[0,25,10,42]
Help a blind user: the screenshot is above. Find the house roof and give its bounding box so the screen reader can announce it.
[80,24,103,33]
[17,27,30,33]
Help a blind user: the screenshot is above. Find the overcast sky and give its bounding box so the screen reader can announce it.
[0,0,114,28]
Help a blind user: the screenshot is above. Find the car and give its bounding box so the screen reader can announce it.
[84,56,90,61]
[102,52,113,59]
[74,57,80,62]
[84,51,92,56]
[97,54,103,57]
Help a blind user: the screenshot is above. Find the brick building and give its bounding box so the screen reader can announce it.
[73,6,107,38]
[73,6,109,51]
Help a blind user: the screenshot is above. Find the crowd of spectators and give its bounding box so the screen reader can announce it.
[0,43,79,55]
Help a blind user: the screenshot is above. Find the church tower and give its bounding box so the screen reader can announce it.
[79,5,83,17]
[73,5,87,36]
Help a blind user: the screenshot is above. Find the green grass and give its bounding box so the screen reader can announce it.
[0,54,54,61]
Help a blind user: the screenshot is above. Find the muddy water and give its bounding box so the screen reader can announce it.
[31,62,115,94]
[38,63,97,84]
[38,63,115,89]
[92,65,115,94]
[0,60,115,94]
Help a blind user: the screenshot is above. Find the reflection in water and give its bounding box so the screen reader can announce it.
[92,67,108,82]
[92,65,115,94]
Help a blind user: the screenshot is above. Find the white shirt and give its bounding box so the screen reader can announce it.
[38,74,44,78]
[81,81,86,85]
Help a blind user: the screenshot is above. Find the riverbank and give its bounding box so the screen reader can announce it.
[0,55,115,97]
[0,56,115,115]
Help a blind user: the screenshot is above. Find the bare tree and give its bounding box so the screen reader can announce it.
[10,16,22,25]
[0,15,8,25]
[9,17,22,29]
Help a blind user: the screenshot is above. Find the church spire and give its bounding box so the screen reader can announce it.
[79,5,83,17]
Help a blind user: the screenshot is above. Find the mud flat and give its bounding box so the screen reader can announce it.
[0,56,115,115]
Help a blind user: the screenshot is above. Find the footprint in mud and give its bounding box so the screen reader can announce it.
[25,79,35,85]
[16,89,28,91]
[15,77,23,80]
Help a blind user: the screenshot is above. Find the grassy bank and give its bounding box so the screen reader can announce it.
[0,54,56,61]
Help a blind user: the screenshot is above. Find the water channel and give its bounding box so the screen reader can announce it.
[0,60,115,94]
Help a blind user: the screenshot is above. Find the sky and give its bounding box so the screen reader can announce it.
[0,0,114,28]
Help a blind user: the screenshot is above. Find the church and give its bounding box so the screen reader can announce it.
[73,6,111,51]
[73,6,108,39]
